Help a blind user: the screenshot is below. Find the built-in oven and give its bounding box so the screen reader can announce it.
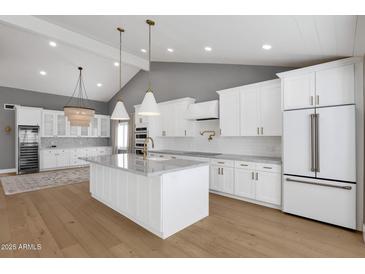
[134,127,148,155]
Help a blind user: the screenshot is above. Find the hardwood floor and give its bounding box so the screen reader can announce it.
[0,178,365,257]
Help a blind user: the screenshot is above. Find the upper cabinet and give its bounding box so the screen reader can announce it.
[217,79,282,137]
[217,88,240,136]
[16,106,42,127]
[278,58,359,110]
[99,115,111,137]
[315,64,354,107]
[282,73,315,110]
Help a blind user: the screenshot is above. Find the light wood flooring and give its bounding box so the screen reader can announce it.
[0,175,365,257]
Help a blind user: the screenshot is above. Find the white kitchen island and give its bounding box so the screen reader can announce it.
[83,153,209,239]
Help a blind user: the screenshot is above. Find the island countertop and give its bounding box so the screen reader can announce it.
[81,153,209,177]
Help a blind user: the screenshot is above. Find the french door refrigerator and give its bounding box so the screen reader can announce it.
[283,104,356,229]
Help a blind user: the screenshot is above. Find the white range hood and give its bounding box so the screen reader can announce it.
[185,100,219,120]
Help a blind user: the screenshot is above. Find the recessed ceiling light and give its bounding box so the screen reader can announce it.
[167,48,174,53]
[204,46,212,52]
[97,83,103,87]
[141,48,147,53]
[114,62,119,67]
[262,44,272,50]
[39,70,47,76]
[49,41,57,47]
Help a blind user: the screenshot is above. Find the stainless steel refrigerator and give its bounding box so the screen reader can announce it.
[282,104,357,229]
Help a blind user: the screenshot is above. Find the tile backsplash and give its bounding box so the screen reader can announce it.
[154,136,281,157]
[41,137,110,149]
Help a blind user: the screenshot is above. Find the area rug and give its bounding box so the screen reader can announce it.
[0,167,89,195]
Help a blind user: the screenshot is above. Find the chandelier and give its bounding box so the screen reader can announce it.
[64,67,95,127]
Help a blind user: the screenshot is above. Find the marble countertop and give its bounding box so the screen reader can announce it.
[150,150,282,164]
[81,153,209,177]
[41,146,111,150]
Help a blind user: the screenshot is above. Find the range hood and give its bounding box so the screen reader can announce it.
[185,100,219,120]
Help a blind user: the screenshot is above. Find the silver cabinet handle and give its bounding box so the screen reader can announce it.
[240,164,248,167]
[316,95,320,105]
[310,96,314,106]
[251,171,254,180]
[222,168,224,175]
[184,130,187,136]
[218,167,220,175]
[263,166,272,169]
[315,113,320,172]
[257,127,260,135]
[286,178,352,190]
[260,127,263,135]
[310,113,316,172]
[217,161,225,164]
[255,172,258,180]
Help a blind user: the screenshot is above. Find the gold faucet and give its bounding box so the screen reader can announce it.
[200,130,216,141]
[143,137,155,160]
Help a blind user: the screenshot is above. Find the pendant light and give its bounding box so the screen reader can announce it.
[111,27,130,120]
[64,67,95,127]
[138,19,160,116]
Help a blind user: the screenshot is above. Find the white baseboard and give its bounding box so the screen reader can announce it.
[0,168,16,174]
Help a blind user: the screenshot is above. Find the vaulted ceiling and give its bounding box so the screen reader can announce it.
[0,15,364,102]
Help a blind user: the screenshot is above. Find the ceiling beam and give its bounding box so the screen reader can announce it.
[0,15,149,71]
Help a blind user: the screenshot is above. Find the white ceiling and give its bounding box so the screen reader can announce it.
[1,15,364,102]
[38,15,363,67]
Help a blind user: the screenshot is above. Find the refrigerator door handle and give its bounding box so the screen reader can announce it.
[310,114,316,172]
[286,178,352,190]
[315,113,320,172]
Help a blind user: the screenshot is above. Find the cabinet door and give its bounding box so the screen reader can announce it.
[56,113,67,137]
[80,126,89,137]
[315,64,355,107]
[221,167,234,194]
[210,166,221,191]
[134,106,145,127]
[219,90,240,136]
[90,117,99,137]
[240,86,260,136]
[42,150,57,169]
[255,171,281,205]
[69,124,80,137]
[42,112,55,137]
[56,150,69,167]
[234,168,256,199]
[260,82,282,136]
[99,117,110,137]
[17,107,42,126]
[159,104,171,136]
[282,73,315,110]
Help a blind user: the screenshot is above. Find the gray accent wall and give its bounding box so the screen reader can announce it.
[109,62,295,114]
[0,86,109,170]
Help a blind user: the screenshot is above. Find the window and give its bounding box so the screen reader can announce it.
[117,122,129,150]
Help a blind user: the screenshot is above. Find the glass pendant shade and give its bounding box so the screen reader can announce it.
[138,90,160,116]
[111,101,130,120]
[64,67,95,127]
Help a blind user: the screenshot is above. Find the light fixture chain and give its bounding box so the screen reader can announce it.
[148,22,151,91]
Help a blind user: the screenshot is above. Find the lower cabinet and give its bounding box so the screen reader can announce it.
[234,163,282,206]
[210,165,234,194]
[41,146,112,170]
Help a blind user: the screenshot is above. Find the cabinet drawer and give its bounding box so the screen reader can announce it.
[256,163,281,173]
[235,161,256,170]
[210,159,234,167]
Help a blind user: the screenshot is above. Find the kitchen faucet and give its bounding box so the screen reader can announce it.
[200,130,216,141]
[143,137,155,160]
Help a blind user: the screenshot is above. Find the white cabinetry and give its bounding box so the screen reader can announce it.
[42,110,56,137]
[16,106,42,126]
[239,79,281,136]
[217,88,240,136]
[209,159,235,194]
[279,61,356,110]
[56,112,68,137]
[234,166,256,199]
[99,115,111,137]
[41,146,112,171]
[218,80,281,137]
